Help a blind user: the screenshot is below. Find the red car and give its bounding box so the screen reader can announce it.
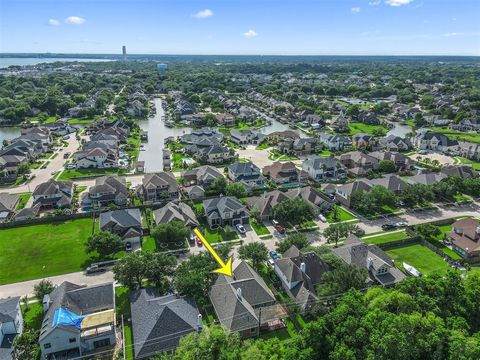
[272,220,286,234]
[196,236,203,247]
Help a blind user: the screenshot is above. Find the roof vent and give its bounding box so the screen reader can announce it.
[300,262,306,273]
[236,287,242,300]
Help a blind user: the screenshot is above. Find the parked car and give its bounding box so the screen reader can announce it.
[188,235,195,246]
[85,264,106,274]
[269,250,279,260]
[272,220,286,234]
[267,259,275,268]
[395,221,408,227]
[382,224,397,231]
[63,152,71,159]
[66,164,76,170]
[63,135,70,140]
[196,236,203,247]
[236,224,246,234]
[318,214,327,223]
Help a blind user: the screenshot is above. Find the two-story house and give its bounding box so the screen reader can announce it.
[0,296,23,360]
[263,161,308,186]
[182,165,224,187]
[412,131,459,153]
[228,161,265,189]
[336,151,379,176]
[318,134,352,151]
[448,218,480,259]
[202,196,249,228]
[32,180,73,210]
[39,282,116,360]
[230,130,266,146]
[99,208,143,249]
[81,176,129,209]
[140,172,179,203]
[302,156,346,182]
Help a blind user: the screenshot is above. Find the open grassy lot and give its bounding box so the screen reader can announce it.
[363,230,410,245]
[268,149,299,161]
[348,122,387,136]
[455,157,480,171]
[22,302,44,331]
[115,287,134,360]
[432,128,480,144]
[386,244,451,276]
[58,167,128,180]
[16,192,31,210]
[0,218,94,284]
[327,205,357,223]
[142,236,157,252]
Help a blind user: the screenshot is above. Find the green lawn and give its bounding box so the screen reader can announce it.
[268,149,299,161]
[348,122,387,136]
[142,236,157,252]
[316,149,333,157]
[202,226,238,244]
[258,318,297,340]
[22,302,44,331]
[16,192,31,210]
[256,142,271,150]
[58,167,128,180]
[0,218,94,284]
[431,128,480,144]
[327,206,357,223]
[455,157,480,171]
[386,244,451,276]
[251,219,270,236]
[363,230,410,245]
[124,324,134,360]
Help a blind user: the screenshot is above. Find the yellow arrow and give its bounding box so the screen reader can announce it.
[194,228,233,277]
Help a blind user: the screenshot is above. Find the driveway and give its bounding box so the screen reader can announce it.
[0,270,114,298]
[235,145,302,168]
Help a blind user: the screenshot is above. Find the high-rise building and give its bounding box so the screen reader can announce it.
[157,63,167,74]
[122,46,127,61]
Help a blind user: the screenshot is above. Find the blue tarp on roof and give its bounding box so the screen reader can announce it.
[52,307,84,329]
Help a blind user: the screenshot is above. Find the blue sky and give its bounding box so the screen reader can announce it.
[0,0,479,55]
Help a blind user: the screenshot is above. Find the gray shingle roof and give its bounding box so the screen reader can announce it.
[0,297,20,323]
[130,289,200,358]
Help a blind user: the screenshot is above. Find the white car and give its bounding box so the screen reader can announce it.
[318,214,327,223]
[236,224,246,234]
[395,221,408,227]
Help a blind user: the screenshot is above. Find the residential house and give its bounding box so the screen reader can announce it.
[412,131,459,153]
[182,165,224,188]
[330,111,349,132]
[368,151,414,171]
[336,151,379,176]
[247,186,332,221]
[209,261,283,338]
[318,134,352,151]
[202,196,249,228]
[441,165,478,179]
[32,180,73,210]
[0,297,23,360]
[13,204,41,222]
[458,142,480,161]
[448,218,480,259]
[216,113,236,127]
[81,176,129,209]
[230,130,266,146]
[0,193,19,222]
[99,208,143,248]
[39,282,116,360]
[265,130,300,144]
[274,245,329,312]
[0,154,27,183]
[130,289,201,358]
[450,118,480,132]
[381,135,412,152]
[302,156,346,182]
[407,173,447,186]
[183,185,205,200]
[75,148,118,169]
[352,133,376,149]
[369,174,408,194]
[140,172,179,203]
[195,145,233,165]
[333,234,405,286]
[154,202,199,228]
[263,161,308,186]
[335,179,373,208]
[355,110,380,125]
[180,128,223,146]
[228,162,265,190]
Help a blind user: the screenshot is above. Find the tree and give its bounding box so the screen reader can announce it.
[151,220,190,249]
[400,184,434,207]
[238,242,268,269]
[210,177,227,195]
[317,263,368,297]
[143,252,177,290]
[113,252,146,290]
[33,279,54,302]
[378,160,396,173]
[85,231,124,258]
[323,223,365,247]
[250,206,261,223]
[414,223,441,241]
[225,183,247,198]
[12,329,40,360]
[277,233,310,254]
[272,198,316,226]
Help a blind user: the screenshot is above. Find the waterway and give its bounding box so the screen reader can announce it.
[387,122,413,138]
[0,127,21,144]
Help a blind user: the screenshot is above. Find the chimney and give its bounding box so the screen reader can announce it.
[236,287,242,300]
[42,294,50,312]
[300,262,306,273]
[367,257,373,270]
[197,314,203,332]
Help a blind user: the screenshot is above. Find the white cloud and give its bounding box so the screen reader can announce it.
[351,7,361,13]
[452,17,457,22]
[368,1,381,5]
[242,29,258,38]
[65,16,86,25]
[385,0,414,6]
[48,19,60,26]
[193,9,214,19]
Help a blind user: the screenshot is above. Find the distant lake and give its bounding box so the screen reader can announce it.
[0,127,21,144]
[0,58,114,68]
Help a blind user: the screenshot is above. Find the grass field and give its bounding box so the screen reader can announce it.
[455,157,480,171]
[22,302,44,331]
[142,236,157,252]
[363,230,410,245]
[268,149,299,161]
[348,122,387,136]
[386,244,451,276]
[0,218,94,284]
[203,226,238,244]
[327,206,357,223]
[58,167,128,180]
[115,287,134,360]
[432,128,480,144]
[16,192,31,210]
[251,219,270,236]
